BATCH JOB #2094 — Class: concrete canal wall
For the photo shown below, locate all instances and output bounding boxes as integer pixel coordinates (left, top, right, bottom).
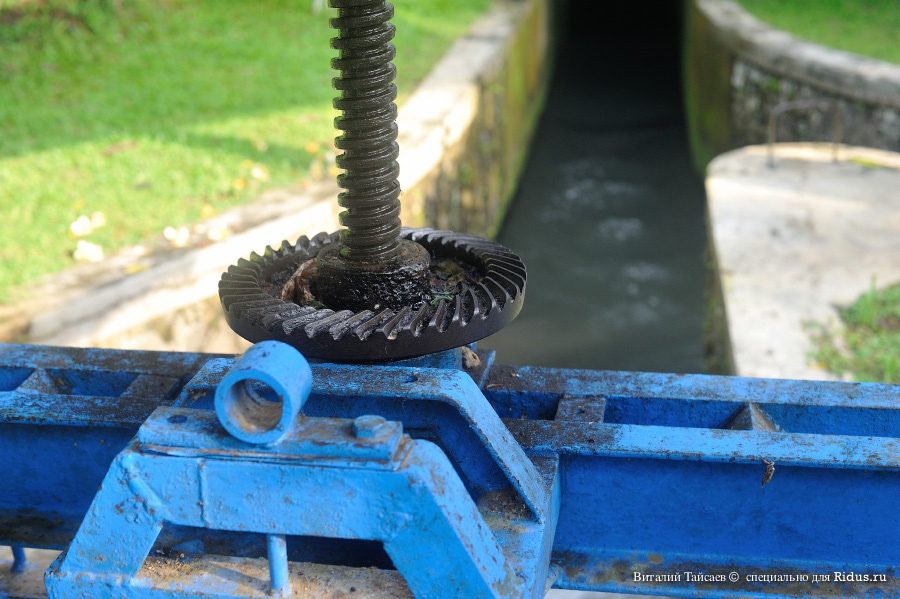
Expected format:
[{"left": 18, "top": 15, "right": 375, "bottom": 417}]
[
  {"left": 706, "top": 143, "right": 900, "bottom": 380},
  {"left": 685, "top": 0, "right": 900, "bottom": 172},
  {"left": 688, "top": 0, "right": 900, "bottom": 378},
  {"left": 5, "top": 0, "right": 553, "bottom": 353}
]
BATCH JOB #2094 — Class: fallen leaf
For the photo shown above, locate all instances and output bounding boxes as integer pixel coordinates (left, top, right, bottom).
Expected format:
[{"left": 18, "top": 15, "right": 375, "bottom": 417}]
[
  {"left": 90, "top": 211, "right": 106, "bottom": 228},
  {"left": 207, "top": 227, "right": 228, "bottom": 241},
  {"left": 125, "top": 263, "right": 149, "bottom": 275},
  {"left": 163, "top": 226, "right": 190, "bottom": 247},
  {"left": 250, "top": 164, "right": 269, "bottom": 181},
  {"left": 73, "top": 240, "right": 104, "bottom": 262},
  {"left": 69, "top": 215, "right": 93, "bottom": 237}
]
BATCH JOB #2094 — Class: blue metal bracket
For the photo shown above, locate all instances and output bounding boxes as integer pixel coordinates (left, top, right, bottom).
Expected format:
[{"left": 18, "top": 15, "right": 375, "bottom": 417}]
[
  {"left": 47, "top": 408, "right": 529, "bottom": 598},
  {"left": 2, "top": 342, "right": 900, "bottom": 598},
  {"left": 43, "top": 342, "right": 557, "bottom": 599}
]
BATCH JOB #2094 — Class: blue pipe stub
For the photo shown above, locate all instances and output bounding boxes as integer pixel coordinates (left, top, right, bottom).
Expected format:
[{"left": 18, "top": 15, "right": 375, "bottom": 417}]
[{"left": 214, "top": 340, "right": 312, "bottom": 445}]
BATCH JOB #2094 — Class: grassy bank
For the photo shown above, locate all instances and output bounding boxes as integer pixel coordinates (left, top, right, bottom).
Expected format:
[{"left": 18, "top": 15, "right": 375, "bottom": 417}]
[
  {"left": 811, "top": 281, "right": 900, "bottom": 384},
  {"left": 0, "top": 0, "right": 490, "bottom": 302},
  {"left": 734, "top": 0, "right": 900, "bottom": 64}
]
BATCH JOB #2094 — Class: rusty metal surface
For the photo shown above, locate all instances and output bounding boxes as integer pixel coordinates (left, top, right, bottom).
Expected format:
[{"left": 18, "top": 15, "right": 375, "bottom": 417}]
[
  {"left": 0, "top": 343, "right": 224, "bottom": 426},
  {"left": 0, "top": 344, "right": 225, "bottom": 552},
  {"left": 135, "top": 555, "right": 415, "bottom": 598},
  {"left": 3, "top": 344, "right": 900, "bottom": 597},
  {"left": 483, "top": 364, "right": 900, "bottom": 436},
  {"left": 46, "top": 401, "right": 541, "bottom": 599},
  {"left": 219, "top": 228, "right": 526, "bottom": 361}
]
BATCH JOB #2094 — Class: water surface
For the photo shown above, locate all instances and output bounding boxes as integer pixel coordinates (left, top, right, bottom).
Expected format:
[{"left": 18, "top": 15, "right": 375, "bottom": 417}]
[{"left": 481, "top": 0, "right": 707, "bottom": 375}]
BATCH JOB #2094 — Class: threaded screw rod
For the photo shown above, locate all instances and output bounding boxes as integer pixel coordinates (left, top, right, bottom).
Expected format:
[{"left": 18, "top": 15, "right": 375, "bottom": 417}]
[
  {"left": 330, "top": 0, "right": 402, "bottom": 263},
  {"left": 316, "top": 0, "right": 431, "bottom": 313}
]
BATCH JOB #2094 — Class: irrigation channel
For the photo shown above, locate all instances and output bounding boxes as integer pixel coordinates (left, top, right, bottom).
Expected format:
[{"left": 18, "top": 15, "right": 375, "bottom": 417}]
[{"left": 481, "top": 0, "right": 707, "bottom": 377}]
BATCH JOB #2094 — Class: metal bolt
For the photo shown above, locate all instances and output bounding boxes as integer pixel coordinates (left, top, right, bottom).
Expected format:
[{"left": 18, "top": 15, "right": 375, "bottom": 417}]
[
  {"left": 11, "top": 546, "right": 26, "bottom": 573},
  {"left": 352, "top": 414, "right": 391, "bottom": 438},
  {"left": 267, "top": 534, "right": 290, "bottom": 596},
  {"left": 315, "top": 0, "right": 431, "bottom": 313}
]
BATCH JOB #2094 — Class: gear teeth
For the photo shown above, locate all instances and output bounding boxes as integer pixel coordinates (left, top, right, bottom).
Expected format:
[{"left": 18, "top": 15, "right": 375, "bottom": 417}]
[
  {"left": 311, "top": 231, "right": 332, "bottom": 246},
  {"left": 305, "top": 310, "right": 356, "bottom": 338},
  {"left": 466, "top": 285, "right": 485, "bottom": 319},
  {"left": 283, "top": 309, "right": 335, "bottom": 336},
  {"left": 219, "top": 228, "right": 525, "bottom": 360},
  {"left": 483, "top": 279, "right": 511, "bottom": 309},
  {"left": 331, "top": 310, "right": 375, "bottom": 340},
  {"left": 229, "top": 298, "right": 282, "bottom": 320},
  {"left": 383, "top": 306, "right": 412, "bottom": 340},
  {"left": 354, "top": 308, "right": 394, "bottom": 340},
  {"left": 409, "top": 304, "right": 430, "bottom": 337},
  {"left": 219, "top": 280, "right": 259, "bottom": 292},
  {"left": 221, "top": 292, "right": 272, "bottom": 312},
  {"left": 487, "top": 270, "right": 524, "bottom": 301},
  {"left": 475, "top": 282, "right": 499, "bottom": 313},
  {"left": 429, "top": 300, "right": 449, "bottom": 333},
  {"left": 451, "top": 293, "right": 463, "bottom": 326},
  {"left": 263, "top": 305, "right": 315, "bottom": 331}
]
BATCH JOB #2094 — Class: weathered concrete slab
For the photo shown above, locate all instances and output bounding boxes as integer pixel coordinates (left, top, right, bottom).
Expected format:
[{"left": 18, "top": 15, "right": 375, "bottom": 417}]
[{"left": 707, "top": 143, "right": 900, "bottom": 380}]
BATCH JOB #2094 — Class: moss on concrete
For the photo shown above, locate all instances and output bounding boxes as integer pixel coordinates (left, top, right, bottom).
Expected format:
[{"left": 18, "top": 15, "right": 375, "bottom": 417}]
[
  {"left": 683, "top": 0, "right": 735, "bottom": 175},
  {"left": 403, "top": 0, "right": 552, "bottom": 241}
]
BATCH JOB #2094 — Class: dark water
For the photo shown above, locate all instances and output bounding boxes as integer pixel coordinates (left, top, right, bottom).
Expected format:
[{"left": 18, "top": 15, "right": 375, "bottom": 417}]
[{"left": 481, "top": 1, "right": 707, "bottom": 374}]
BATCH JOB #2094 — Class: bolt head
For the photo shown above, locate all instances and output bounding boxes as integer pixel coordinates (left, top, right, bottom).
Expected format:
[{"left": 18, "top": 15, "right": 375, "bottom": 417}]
[{"left": 352, "top": 415, "right": 390, "bottom": 439}]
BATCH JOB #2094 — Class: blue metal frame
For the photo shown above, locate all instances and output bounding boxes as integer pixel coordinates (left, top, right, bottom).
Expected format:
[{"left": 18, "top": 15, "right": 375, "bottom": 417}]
[{"left": 2, "top": 342, "right": 899, "bottom": 598}]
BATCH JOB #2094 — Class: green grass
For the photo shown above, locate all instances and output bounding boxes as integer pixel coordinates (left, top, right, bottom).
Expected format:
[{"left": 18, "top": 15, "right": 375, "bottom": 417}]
[
  {"left": 734, "top": 0, "right": 900, "bottom": 64},
  {"left": 0, "top": 0, "right": 491, "bottom": 302},
  {"left": 810, "top": 281, "right": 900, "bottom": 383}
]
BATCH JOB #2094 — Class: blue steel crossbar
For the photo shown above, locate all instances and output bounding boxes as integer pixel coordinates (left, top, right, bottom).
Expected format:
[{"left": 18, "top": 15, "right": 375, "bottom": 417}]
[{"left": 1, "top": 342, "right": 899, "bottom": 598}]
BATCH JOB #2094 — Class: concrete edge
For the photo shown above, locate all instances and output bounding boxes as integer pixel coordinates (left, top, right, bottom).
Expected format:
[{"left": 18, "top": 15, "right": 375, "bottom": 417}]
[
  {"left": 697, "top": 0, "right": 900, "bottom": 109},
  {"left": 706, "top": 142, "right": 900, "bottom": 380},
  {"left": 18, "top": 0, "right": 550, "bottom": 349},
  {"left": 396, "top": 4, "right": 518, "bottom": 194},
  {"left": 726, "top": 142, "right": 900, "bottom": 170}
]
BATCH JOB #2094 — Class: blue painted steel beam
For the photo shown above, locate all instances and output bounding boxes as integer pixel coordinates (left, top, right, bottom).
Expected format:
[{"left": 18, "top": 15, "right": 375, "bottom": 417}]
[
  {"left": 487, "top": 365, "right": 900, "bottom": 597},
  {"left": 0, "top": 344, "right": 221, "bottom": 550},
  {"left": 509, "top": 419, "right": 900, "bottom": 596},
  {"left": 481, "top": 364, "right": 900, "bottom": 436},
  {"left": 3, "top": 344, "right": 900, "bottom": 597}
]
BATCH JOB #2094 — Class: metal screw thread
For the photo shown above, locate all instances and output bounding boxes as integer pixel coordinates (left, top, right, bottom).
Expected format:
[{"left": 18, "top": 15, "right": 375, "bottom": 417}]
[{"left": 330, "top": 0, "right": 402, "bottom": 263}]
